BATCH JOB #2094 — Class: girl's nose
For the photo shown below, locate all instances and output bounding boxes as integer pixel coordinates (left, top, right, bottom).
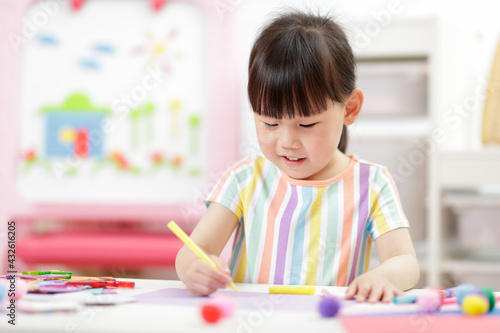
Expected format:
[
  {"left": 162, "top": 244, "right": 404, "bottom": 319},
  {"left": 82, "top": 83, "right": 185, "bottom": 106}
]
[{"left": 279, "top": 128, "right": 301, "bottom": 149}]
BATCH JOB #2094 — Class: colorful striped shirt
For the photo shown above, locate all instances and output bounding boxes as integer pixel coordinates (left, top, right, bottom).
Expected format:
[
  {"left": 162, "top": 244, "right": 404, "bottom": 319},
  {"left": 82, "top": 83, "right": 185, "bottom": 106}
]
[{"left": 205, "top": 155, "right": 409, "bottom": 286}]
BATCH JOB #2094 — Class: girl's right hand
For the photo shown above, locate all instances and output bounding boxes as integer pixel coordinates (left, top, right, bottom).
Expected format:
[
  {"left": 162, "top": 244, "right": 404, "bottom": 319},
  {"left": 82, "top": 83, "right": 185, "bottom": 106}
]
[{"left": 183, "top": 255, "right": 233, "bottom": 296}]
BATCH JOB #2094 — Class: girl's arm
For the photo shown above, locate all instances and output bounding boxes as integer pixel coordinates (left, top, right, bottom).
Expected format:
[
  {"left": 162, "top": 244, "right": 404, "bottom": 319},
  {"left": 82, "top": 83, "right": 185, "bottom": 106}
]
[
  {"left": 345, "top": 228, "right": 420, "bottom": 303},
  {"left": 175, "top": 202, "right": 239, "bottom": 296}
]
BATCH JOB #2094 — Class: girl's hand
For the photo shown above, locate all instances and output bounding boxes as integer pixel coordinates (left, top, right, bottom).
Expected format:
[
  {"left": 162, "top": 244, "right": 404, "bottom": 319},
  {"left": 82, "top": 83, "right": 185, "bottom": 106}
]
[
  {"left": 182, "top": 255, "right": 232, "bottom": 296},
  {"left": 345, "top": 270, "right": 404, "bottom": 303}
]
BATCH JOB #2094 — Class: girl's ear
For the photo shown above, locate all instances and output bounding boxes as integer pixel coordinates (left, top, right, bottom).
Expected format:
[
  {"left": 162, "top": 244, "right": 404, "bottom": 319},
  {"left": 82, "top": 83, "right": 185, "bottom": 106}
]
[{"left": 344, "top": 89, "right": 364, "bottom": 125}]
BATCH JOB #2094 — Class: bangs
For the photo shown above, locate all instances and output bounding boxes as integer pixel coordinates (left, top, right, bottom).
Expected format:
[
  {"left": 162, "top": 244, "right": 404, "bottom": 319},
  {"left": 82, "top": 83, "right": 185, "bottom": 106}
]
[{"left": 249, "top": 29, "right": 346, "bottom": 119}]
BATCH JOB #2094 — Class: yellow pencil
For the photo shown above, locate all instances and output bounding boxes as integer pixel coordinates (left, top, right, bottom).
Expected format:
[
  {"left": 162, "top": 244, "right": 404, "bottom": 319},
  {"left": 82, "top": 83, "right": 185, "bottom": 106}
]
[{"left": 167, "top": 221, "right": 239, "bottom": 293}]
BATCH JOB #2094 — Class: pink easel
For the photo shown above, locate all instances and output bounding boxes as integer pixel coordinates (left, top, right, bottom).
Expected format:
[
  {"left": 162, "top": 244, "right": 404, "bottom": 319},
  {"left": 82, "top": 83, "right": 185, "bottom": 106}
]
[{"left": 0, "top": 0, "right": 240, "bottom": 273}]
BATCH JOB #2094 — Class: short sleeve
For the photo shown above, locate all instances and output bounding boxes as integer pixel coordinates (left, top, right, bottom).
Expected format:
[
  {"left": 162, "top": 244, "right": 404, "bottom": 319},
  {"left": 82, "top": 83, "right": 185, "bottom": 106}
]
[
  {"left": 368, "top": 166, "right": 409, "bottom": 240},
  {"left": 204, "top": 157, "right": 254, "bottom": 220}
]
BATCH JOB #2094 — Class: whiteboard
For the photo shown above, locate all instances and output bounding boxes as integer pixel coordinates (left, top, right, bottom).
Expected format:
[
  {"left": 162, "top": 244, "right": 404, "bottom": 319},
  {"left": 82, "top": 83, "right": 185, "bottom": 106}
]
[{"left": 17, "top": 0, "right": 212, "bottom": 204}]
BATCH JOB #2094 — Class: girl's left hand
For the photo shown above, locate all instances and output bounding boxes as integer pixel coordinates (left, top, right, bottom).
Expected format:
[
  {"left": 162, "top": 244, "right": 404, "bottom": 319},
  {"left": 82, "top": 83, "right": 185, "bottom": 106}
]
[{"left": 345, "top": 271, "right": 403, "bottom": 303}]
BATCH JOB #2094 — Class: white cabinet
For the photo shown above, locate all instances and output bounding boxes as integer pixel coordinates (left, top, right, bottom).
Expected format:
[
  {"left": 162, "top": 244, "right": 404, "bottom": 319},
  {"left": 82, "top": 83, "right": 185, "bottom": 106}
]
[
  {"left": 428, "top": 151, "right": 500, "bottom": 286},
  {"left": 348, "top": 18, "right": 438, "bottom": 246},
  {"left": 347, "top": 17, "right": 488, "bottom": 286}
]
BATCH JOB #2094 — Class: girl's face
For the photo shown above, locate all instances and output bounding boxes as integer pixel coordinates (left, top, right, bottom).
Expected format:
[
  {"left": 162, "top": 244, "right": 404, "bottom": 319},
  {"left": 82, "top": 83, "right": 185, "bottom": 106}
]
[{"left": 254, "top": 99, "right": 347, "bottom": 181}]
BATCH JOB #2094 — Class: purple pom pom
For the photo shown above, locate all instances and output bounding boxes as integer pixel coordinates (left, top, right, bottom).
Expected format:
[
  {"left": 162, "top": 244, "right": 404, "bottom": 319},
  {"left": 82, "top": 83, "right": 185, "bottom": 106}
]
[{"left": 319, "top": 296, "right": 340, "bottom": 318}]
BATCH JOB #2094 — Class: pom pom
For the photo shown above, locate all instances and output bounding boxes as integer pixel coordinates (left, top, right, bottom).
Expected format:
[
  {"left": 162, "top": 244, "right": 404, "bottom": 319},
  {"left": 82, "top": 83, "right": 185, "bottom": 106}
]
[
  {"left": 210, "top": 296, "right": 235, "bottom": 318},
  {"left": 480, "top": 287, "right": 496, "bottom": 312},
  {"left": 462, "top": 294, "right": 489, "bottom": 316},
  {"left": 455, "top": 284, "right": 477, "bottom": 305},
  {"left": 319, "top": 296, "right": 340, "bottom": 318},
  {"left": 416, "top": 289, "right": 442, "bottom": 313},
  {"left": 200, "top": 304, "right": 222, "bottom": 324}
]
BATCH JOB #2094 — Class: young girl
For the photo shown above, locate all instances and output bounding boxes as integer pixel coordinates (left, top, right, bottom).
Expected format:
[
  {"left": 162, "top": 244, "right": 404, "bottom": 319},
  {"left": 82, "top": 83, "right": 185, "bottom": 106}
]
[{"left": 175, "top": 10, "right": 419, "bottom": 303}]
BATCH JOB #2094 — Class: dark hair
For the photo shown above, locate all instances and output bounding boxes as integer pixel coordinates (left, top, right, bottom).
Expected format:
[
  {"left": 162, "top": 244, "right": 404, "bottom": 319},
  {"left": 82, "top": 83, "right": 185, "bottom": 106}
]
[{"left": 248, "top": 10, "right": 356, "bottom": 153}]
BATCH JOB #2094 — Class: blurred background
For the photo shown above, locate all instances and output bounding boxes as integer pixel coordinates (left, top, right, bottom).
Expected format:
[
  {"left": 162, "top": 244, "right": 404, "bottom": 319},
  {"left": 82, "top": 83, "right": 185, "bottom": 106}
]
[{"left": 1, "top": 0, "right": 500, "bottom": 289}]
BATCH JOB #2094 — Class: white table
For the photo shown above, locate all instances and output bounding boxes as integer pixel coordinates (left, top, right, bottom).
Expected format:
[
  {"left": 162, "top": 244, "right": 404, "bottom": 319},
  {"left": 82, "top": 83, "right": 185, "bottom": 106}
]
[{"left": 0, "top": 279, "right": 351, "bottom": 333}]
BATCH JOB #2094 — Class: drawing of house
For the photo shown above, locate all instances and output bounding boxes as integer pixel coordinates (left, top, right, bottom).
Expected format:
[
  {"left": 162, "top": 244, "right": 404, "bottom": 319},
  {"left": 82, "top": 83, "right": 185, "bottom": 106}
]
[{"left": 40, "top": 93, "right": 110, "bottom": 158}]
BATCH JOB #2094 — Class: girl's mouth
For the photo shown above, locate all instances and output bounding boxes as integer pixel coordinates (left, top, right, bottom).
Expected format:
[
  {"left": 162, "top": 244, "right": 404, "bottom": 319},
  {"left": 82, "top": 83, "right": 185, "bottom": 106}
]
[{"left": 282, "top": 156, "right": 306, "bottom": 167}]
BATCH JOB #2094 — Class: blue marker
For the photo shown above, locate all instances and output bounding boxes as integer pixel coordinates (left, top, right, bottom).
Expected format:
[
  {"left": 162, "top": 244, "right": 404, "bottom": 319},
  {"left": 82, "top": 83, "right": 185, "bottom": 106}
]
[
  {"left": 393, "top": 294, "right": 418, "bottom": 304},
  {"left": 0, "top": 282, "right": 6, "bottom": 302}
]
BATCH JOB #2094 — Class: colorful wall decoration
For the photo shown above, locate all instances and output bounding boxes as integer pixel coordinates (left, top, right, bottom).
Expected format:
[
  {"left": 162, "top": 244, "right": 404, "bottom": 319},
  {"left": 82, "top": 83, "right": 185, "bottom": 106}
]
[{"left": 17, "top": 0, "right": 216, "bottom": 204}]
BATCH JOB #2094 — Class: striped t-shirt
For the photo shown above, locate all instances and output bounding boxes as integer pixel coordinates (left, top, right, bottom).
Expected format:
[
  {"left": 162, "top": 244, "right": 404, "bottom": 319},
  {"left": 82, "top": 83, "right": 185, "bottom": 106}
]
[{"left": 206, "top": 155, "right": 409, "bottom": 286}]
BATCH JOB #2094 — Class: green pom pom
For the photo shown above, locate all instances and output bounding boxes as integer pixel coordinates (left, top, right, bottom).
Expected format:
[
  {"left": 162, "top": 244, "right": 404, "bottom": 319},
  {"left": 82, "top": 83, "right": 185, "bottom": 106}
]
[{"left": 480, "top": 287, "right": 496, "bottom": 312}]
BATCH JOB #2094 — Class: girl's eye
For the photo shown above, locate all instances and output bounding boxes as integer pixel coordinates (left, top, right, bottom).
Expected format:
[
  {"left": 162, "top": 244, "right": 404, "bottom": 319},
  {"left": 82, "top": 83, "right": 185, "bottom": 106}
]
[
  {"left": 300, "top": 123, "right": 317, "bottom": 128},
  {"left": 264, "top": 123, "right": 278, "bottom": 128}
]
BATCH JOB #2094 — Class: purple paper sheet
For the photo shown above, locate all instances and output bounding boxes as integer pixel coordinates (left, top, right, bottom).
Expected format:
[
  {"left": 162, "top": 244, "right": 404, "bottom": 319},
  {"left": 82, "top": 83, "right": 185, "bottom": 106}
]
[
  {"left": 135, "top": 288, "right": 352, "bottom": 312},
  {"left": 136, "top": 288, "right": 500, "bottom": 317},
  {"left": 101, "top": 288, "right": 118, "bottom": 294}
]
